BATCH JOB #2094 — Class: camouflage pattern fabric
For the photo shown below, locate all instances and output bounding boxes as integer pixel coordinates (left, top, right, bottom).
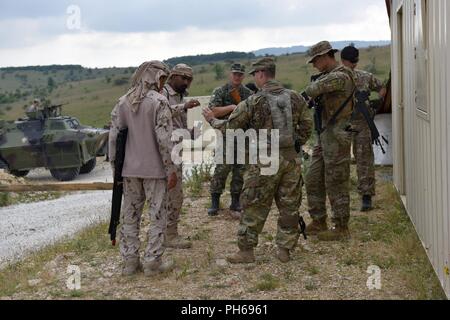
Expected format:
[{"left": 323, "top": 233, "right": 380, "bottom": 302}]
[
  {"left": 225, "top": 80, "right": 313, "bottom": 250},
  {"left": 304, "top": 64, "right": 355, "bottom": 226},
  {"left": 208, "top": 82, "right": 252, "bottom": 195},
  {"left": 167, "top": 164, "right": 183, "bottom": 234},
  {"left": 351, "top": 69, "right": 383, "bottom": 196},
  {"left": 304, "top": 65, "right": 356, "bottom": 124},
  {"left": 119, "top": 177, "right": 168, "bottom": 264},
  {"left": 208, "top": 83, "right": 253, "bottom": 119},
  {"left": 305, "top": 121, "right": 352, "bottom": 225},
  {"left": 238, "top": 157, "right": 303, "bottom": 250},
  {"left": 209, "top": 142, "right": 245, "bottom": 195},
  {"left": 0, "top": 106, "right": 108, "bottom": 175}
]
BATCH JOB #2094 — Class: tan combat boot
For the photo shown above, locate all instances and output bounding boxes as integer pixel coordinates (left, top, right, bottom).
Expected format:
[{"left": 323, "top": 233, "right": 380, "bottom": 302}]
[
  {"left": 276, "top": 248, "right": 290, "bottom": 263},
  {"left": 305, "top": 217, "right": 328, "bottom": 235},
  {"left": 143, "top": 260, "right": 175, "bottom": 277},
  {"left": 226, "top": 249, "right": 255, "bottom": 264},
  {"left": 165, "top": 232, "right": 192, "bottom": 249},
  {"left": 121, "top": 257, "right": 141, "bottom": 276},
  {"left": 317, "top": 224, "right": 351, "bottom": 241}
]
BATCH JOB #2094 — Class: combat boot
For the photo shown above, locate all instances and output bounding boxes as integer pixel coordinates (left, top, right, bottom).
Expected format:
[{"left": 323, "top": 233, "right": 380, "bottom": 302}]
[
  {"left": 226, "top": 249, "right": 255, "bottom": 264},
  {"left": 317, "top": 224, "right": 351, "bottom": 241},
  {"left": 208, "top": 193, "right": 221, "bottom": 216},
  {"left": 143, "top": 260, "right": 174, "bottom": 277},
  {"left": 361, "top": 195, "right": 373, "bottom": 212},
  {"left": 276, "top": 248, "right": 290, "bottom": 263},
  {"left": 305, "top": 217, "right": 328, "bottom": 235},
  {"left": 121, "top": 257, "right": 141, "bottom": 276},
  {"left": 229, "top": 193, "right": 242, "bottom": 212},
  {"left": 165, "top": 232, "right": 192, "bottom": 249}
]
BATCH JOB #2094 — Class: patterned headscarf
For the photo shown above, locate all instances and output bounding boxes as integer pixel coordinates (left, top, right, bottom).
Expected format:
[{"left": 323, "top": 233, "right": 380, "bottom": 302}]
[
  {"left": 125, "top": 60, "right": 170, "bottom": 112},
  {"left": 168, "top": 63, "right": 194, "bottom": 80}
]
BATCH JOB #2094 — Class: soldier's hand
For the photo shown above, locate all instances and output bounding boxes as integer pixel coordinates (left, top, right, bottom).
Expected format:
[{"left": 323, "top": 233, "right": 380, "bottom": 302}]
[
  {"left": 168, "top": 172, "right": 178, "bottom": 190},
  {"left": 202, "top": 108, "right": 215, "bottom": 123},
  {"left": 184, "top": 99, "right": 201, "bottom": 110}
]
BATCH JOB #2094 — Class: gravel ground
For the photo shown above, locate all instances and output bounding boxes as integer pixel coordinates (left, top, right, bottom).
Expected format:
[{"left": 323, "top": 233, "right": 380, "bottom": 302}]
[
  {"left": 0, "top": 158, "right": 114, "bottom": 269},
  {"left": 0, "top": 190, "right": 111, "bottom": 269},
  {"left": 26, "top": 158, "right": 113, "bottom": 184}
]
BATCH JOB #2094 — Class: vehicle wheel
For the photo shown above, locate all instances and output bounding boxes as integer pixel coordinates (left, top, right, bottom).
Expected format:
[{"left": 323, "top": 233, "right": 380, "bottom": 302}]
[
  {"left": 9, "top": 170, "right": 30, "bottom": 177},
  {"left": 80, "top": 157, "right": 96, "bottom": 174},
  {"left": 50, "top": 167, "right": 80, "bottom": 181}
]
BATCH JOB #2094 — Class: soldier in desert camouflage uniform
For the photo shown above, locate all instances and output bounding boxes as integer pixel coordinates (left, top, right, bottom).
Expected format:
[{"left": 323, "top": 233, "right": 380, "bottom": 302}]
[
  {"left": 162, "top": 64, "right": 201, "bottom": 249},
  {"left": 340, "top": 46, "right": 386, "bottom": 211},
  {"left": 207, "top": 64, "right": 253, "bottom": 217},
  {"left": 203, "top": 58, "right": 312, "bottom": 263},
  {"left": 109, "top": 61, "right": 178, "bottom": 276},
  {"left": 302, "top": 41, "right": 356, "bottom": 241}
]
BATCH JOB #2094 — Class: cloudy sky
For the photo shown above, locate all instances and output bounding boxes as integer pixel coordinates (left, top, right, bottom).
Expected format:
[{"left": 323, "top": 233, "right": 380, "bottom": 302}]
[{"left": 0, "top": 0, "right": 391, "bottom": 68}]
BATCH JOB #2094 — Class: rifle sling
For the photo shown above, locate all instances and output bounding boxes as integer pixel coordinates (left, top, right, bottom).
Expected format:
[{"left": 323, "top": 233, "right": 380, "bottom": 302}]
[{"left": 319, "top": 88, "right": 355, "bottom": 133}]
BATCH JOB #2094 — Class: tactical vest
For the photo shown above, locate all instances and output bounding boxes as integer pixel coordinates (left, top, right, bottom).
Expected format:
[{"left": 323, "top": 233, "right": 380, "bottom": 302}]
[{"left": 262, "top": 90, "right": 297, "bottom": 160}]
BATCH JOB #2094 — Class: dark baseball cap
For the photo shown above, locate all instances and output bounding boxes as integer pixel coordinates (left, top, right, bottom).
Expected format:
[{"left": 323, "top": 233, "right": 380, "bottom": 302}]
[{"left": 341, "top": 46, "right": 359, "bottom": 63}]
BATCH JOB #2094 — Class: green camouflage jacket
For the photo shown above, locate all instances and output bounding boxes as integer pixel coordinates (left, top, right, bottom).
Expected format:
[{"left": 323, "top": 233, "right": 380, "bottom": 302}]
[
  {"left": 353, "top": 69, "right": 384, "bottom": 122},
  {"left": 213, "top": 80, "right": 312, "bottom": 151},
  {"left": 208, "top": 83, "right": 253, "bottom": 119},
  {"left": 305, "top": 65, "right": 356, "bottom": 125}
]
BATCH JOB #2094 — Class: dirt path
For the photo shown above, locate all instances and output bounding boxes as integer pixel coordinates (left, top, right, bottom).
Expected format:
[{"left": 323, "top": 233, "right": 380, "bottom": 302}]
[
  {"left": 0, "top": 167, "right": 446, "bottom": 300},
  {"left": 0, "top": 191, "right": 111, "bottom": 269}
]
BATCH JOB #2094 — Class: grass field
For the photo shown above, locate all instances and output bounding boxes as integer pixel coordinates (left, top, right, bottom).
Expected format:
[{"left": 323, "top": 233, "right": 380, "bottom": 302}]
[
  {"left": 0, "top": 46, "right": 391, "bottom": 128},
  {"left": 0, "top": 166, "right": 446, "bottom": 300}
]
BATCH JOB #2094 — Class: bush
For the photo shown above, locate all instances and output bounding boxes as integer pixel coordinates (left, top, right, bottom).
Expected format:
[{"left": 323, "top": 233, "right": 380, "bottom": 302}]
[
  {"left": 183, "top": 163, "right": 213, "bottom": 197},
  {"left": 113, "top": 78, "right": 129, "bottom": 86}
]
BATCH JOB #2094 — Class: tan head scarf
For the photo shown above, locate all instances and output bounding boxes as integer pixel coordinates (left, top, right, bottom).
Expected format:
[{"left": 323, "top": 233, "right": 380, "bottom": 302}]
[
  {"left": 168, "top": 63, "right": 194, "bottom": 80},
  {"left": 125, "top": 60, "right": 170, "bottom": 112}
]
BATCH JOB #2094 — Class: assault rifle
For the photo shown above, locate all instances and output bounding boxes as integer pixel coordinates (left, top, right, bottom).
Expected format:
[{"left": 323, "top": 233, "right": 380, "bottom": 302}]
[
  {"left": 354, "top": 91, "right": 389, "bottom": 154},
  {"left": 108, "top": 128, "right": 128, "bottom": 246}
]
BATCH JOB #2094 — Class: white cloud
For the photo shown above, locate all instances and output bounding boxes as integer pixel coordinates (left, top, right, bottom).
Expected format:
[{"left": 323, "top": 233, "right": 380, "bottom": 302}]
[{"left": 0, "top": 0, "right": 391, "bottom": 67}]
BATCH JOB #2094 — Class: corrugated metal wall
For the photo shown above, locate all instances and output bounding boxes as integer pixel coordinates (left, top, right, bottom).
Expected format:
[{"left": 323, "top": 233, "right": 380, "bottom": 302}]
[{"left": 391, "top": 0, "right": 450, "bottom": 298}]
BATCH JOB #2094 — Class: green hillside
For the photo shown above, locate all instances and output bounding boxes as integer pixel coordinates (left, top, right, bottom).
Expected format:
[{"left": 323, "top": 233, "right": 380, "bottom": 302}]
[{"left": 0, "top": 46, "right": 390, "bottom": 128}]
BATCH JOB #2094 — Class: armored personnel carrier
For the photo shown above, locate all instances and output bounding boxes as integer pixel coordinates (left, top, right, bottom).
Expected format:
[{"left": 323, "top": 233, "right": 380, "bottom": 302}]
[{"left": 0, "top": 105, "right": 109, "bottom": 181}]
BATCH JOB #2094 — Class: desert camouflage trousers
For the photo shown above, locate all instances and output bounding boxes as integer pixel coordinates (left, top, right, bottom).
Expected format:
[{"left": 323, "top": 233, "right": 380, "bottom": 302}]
[
  {"left": 305, "top": 121, "right": 352, "bottom": 226},
  {"left": 209, "top": 138, "right": 244, "bottom": 195},
  {"left": 119, "top": 177, "right": 168, "bottom": 264},
  {"left": 167, "top": 164, "right": 183, "bottom": 235},
  {"left": 237, "top": 156, "right": 303, "bottom": 251},
  {"left": 352, "top": 119, "right": 376, "bottom": 196}
]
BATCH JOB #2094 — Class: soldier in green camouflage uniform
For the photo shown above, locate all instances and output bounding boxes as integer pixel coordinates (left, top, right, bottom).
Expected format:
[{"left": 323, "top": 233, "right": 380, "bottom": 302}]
[
  {"left": 203, "top": 58, "right": 312, "bottom": 263},
  {"left": 207, "top": 64, "right": 253, "bottom": 216},
  {"left": 341, "top": 46, "right": 386, "bottom": 211},
  {"left": 303, "top": 41, "right": 356, "bottom": 241}
]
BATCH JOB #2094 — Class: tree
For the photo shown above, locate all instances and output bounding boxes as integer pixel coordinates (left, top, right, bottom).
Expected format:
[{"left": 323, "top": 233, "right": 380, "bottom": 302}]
[
  {"left": 47, "top": 77, "right": 56, "bottom": 89},
  {"left": 214, "top": 64, "right": 225, "bottom": 80}
]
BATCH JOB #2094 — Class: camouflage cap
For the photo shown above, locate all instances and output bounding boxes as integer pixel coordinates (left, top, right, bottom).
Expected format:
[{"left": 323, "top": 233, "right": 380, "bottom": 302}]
[
  {"left": 248, "top": 57, "right": 276, "bottom": 75},
  {"left": 230, "top": 63, "right": 246, "bottom": 74},
  {"left": 306, "top": 41, "right": 338, "bottom": 64},
  {"left": 169, "top": 63, "right": 194, "bottom": 79}
]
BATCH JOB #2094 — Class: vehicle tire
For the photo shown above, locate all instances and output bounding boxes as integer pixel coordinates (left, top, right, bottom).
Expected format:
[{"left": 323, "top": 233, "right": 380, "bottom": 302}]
[
  {"left": 9, "top": 170, "right": 30, "bottom": 177},
  {"left": 50, "top": 167, "right": 80, "bottom": 181},
  {"left": 80, "top": 157, "right": 96, "bottom": 174}
]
